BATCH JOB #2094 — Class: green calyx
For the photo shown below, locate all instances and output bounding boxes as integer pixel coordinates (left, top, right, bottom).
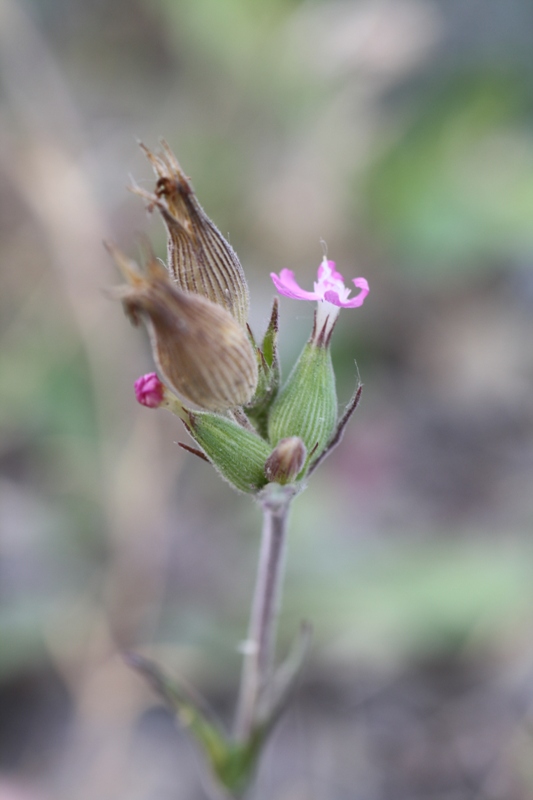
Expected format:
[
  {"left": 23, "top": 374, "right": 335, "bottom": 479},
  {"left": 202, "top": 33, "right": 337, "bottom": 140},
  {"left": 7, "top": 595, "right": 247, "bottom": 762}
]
[
  {"left": 187, "top": 411, "right": 272, "bottom": 494},
  {"left": 267, "top": 340, "right": 337, "bottom": 462}
]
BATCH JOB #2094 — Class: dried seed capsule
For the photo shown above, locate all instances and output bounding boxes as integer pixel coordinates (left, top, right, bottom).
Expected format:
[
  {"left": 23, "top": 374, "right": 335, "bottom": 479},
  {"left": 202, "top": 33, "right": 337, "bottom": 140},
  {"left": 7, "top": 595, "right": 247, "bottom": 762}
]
[
  {"left": 132, "top": 141, "right": 250, "bottom": 328},
  {"left": 108, "top": 244, "right": 257, "bottom": 412}
]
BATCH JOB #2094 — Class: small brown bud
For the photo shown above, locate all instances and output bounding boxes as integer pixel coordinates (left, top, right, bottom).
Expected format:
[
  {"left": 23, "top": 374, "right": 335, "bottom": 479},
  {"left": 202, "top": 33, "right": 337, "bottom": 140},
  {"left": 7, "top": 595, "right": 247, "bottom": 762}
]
[
  {"left": 131, "top": 141, "right": 250, "bottom": 328},
  {"left": 264, "top": 436, "right": 307, "bottom": 485},
  {"left": 107, "top": 243, "right": 258, "bottom": 412}
]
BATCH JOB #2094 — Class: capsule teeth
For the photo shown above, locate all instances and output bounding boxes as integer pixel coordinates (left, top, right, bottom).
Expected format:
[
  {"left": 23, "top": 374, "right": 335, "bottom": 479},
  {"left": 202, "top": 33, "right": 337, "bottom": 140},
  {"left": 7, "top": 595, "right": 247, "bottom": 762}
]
[{"left": 134, "top": 142, "right": 250, "bottom": 328}]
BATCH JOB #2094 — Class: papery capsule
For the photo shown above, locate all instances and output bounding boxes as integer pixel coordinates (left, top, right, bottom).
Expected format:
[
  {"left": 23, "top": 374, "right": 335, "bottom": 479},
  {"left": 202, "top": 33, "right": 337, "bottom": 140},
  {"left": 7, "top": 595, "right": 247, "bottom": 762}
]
[
  {"left": 132, "top": 141, "right": 250, "bottom": 327},
  {"left": 108, "top": 244, "right": 257, "bottom": 412}
]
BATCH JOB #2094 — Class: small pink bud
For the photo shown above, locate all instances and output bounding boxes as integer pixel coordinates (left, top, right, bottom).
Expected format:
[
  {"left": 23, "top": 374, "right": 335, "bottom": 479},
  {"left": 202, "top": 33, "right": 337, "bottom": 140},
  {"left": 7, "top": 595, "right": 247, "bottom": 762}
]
[{"left": 134, "top": 372, "right": 165, "bottom": 408}]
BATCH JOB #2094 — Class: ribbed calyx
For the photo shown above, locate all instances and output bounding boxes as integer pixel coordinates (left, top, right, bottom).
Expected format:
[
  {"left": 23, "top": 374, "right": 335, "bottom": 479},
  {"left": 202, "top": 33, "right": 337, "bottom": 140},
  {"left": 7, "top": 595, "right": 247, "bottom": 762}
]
[
  {"left": 108, "top": 244, "right": 257, "bottom": 412},
  {"left": 133, "top": 141, "right": 250, "bottom": 328},
  {"left": 268, "top": 337, "right": 337, "bottom": 460},
  {"left": 186, "top": 411, "right": 272, "bottom": 494}
]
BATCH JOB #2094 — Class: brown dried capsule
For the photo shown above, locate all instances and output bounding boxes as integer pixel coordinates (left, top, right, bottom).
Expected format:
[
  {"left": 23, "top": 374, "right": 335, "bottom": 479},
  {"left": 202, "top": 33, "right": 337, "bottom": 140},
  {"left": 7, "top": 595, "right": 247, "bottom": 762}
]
[
  {"left": 107, "top": 243, "right": 257, "bottom": 412},
  {"left": 131, "top": 141, "right": 250, "bottom": 328}
]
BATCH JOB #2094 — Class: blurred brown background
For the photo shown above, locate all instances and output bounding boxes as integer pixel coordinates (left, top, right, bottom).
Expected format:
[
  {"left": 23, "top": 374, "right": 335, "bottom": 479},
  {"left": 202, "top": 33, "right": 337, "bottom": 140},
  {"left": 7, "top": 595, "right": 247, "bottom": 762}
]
[{"left": 1, "top": 0, "right": 533, "bottom": 798}]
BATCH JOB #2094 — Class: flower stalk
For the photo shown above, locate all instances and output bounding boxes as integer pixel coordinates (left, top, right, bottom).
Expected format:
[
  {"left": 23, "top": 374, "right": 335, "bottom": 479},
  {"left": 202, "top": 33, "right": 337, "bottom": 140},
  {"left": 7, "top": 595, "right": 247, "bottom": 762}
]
[{"left": 235, "top": 483, "right": 296, "bottom": 742}]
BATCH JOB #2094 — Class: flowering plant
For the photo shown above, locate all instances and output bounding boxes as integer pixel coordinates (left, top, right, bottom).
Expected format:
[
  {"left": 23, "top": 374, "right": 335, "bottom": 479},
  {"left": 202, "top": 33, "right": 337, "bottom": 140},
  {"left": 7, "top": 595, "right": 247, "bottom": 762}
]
[{"left": 109, "top": 142, "right": 368, "bottom": 798}]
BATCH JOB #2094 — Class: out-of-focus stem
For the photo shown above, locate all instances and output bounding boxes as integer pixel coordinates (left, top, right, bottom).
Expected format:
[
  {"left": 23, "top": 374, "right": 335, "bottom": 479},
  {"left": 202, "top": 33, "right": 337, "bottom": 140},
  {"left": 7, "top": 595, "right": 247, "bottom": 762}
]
[{"left": 235, "top": 484, "right": 294, "bottom": 741}]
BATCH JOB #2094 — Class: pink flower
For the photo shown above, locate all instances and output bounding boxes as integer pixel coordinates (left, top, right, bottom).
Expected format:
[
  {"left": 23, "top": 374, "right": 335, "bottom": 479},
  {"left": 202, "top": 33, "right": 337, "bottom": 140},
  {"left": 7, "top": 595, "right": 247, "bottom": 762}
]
[
  {"left": 134, "top": 372, "right": 165, "bottom": 408},
  {"left": 271, "top": 258, "right": 369, "bottom": 307},
  {"left": 271, "top": 257, "right": 369, "bottom": 337}
]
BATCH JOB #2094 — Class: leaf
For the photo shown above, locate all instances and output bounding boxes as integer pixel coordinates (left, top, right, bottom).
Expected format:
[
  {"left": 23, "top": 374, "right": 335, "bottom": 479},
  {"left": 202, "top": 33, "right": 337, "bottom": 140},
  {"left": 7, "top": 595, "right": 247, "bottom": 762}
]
[
  {"left": 246, "top": 297, "right": 281, "bottom": 437},
  {"left": 126, "top": 653, "right": 263, "bottom": 798},
  {"left": 125, "top": 653, "right": 229, "bottom": 768}
]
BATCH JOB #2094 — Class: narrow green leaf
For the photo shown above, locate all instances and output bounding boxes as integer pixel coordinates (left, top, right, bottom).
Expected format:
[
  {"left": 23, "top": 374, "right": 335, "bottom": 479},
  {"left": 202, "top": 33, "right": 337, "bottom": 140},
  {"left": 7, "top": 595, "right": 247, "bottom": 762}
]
[
  {"left": 261, "top": 296, "right": 280, "bottom": 373},
  {"left": 125, "top": 653, "right": 228, "bottom": 768},
  {"left": 246, "top": 298, "right": 281, "bottom": 438},
  {"left": 126, "top": 653, "right": 264, "bottom": 798}
]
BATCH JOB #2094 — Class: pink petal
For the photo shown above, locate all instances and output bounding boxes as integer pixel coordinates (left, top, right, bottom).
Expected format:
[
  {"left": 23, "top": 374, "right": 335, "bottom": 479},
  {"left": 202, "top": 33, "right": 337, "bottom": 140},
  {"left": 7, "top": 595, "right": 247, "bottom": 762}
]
[
  {"left": 270, "top": 269, "right": 319, "bottom": 301},
  {"left": 340, "top": 277, "right": 370, "bottom": 308},
  {"left": 135, "top": 372, "right": 165, "bottom": 408},
  {"left": 323, "top": 289, "right": 344, "bottom": 306},
  {"left": 317, "top": 259, "right": 344, "bottom": 283}
]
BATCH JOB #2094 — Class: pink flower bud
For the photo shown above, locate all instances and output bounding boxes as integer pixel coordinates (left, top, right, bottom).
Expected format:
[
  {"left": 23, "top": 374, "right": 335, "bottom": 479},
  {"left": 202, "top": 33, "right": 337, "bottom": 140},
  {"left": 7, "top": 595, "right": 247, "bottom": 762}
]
[{"left": 134, "top": 372, "right": 165, "bottom": 408}]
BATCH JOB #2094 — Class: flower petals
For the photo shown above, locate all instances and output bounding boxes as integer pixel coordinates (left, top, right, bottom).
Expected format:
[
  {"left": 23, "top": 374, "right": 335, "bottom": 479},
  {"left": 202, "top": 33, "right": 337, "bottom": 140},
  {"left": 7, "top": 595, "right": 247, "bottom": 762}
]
[
  {"left": 341, "top": 277, "right": 370, "bottom": 308},
  {"left": 270, "top": 269, "right": 318, "bottom": 301},
  {"left": 323, "top": 289, "right": 343, "bottom": 306},
  {"left": 271, "top": 259, "right": 369, "bottom": 310},
  {"left": 135, "top": 372, "right": 165, "bottom": 407},
  {"left": 317, "top": 259, "right": 344, "bottom": 283}
]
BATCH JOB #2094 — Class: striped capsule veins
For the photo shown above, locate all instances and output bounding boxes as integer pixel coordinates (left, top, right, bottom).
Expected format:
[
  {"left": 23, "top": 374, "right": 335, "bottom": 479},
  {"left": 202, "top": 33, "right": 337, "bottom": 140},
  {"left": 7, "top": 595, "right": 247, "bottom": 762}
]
[{"left": 132, "top": 141, "right": 250, "bottom": 328}]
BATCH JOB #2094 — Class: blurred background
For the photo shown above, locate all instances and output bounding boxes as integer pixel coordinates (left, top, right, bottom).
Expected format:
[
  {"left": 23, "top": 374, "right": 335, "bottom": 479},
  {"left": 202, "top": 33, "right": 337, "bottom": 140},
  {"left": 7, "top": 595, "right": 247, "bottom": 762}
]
[{"left": 1, "top": 0, "right": 533, "bottom": 798}]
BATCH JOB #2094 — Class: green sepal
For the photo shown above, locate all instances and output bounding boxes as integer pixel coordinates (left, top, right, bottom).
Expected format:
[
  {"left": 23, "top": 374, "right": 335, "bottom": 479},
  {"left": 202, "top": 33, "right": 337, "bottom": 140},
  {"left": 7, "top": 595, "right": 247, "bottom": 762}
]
[
  {"left": 126, "top": 653, "right": 262, "bottom": 799},
  {"left": 245, "top": 298, "right": 281, "bottom": 438},
  {"left": 187, "top": 410, "right": 272, "bottom": 494},
  {"left": 268, "top": 340, "right": 337, "bottom": 464},
  {"left": 260, "top": 296, "right": 280, "bottom": 373}
]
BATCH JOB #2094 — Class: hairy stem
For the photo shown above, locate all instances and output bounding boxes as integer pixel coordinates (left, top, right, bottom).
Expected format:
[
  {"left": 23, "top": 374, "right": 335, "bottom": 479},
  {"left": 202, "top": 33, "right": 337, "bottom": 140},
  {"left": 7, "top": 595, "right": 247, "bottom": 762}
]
[{"left": 235, "top": 484, "right": 295, "bottom": 741}]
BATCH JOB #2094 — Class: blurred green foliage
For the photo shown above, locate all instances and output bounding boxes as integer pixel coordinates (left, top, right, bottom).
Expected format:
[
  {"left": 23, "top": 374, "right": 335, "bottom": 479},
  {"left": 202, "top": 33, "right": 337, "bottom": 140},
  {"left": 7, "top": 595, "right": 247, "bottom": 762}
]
[{"left": 364, "top": 72, "right": 533, "bottom": 275}]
